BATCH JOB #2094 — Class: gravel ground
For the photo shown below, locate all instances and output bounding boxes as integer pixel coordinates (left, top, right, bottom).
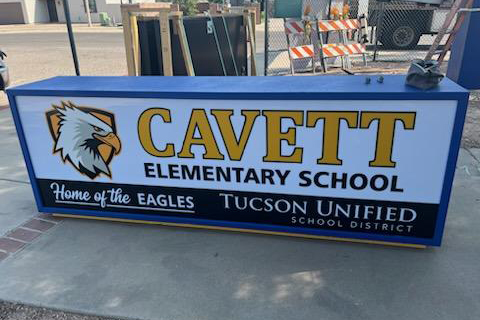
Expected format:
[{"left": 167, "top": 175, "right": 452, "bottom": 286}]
[
  {"left": 463, "top": 91, "right": 480, "bottom": 148},
  {"left": 0, "top": 301, "right": 131, "bottom": 320}
]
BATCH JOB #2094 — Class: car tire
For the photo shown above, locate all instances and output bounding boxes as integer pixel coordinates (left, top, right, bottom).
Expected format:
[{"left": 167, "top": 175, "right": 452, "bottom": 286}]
[{"left": 380, "top": 23, "right": 421, "bottom": 50}]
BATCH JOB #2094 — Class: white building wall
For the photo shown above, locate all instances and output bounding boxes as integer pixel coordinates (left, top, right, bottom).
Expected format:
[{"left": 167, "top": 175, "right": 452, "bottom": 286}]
[
  {"left": 55, "top": 0, "right": 154, "bottom": 24},
  {"left": 23, "top": 0, "right": 50, "bottom": 23},
  {"left": 0, "top": 0, "right": 49, "bottom": 23},
  {"left": 0, "top": 0, "right": 28, "bottom": 23},
  {"left": 55, "top": 0, "right": 66, "bottom": 22}
]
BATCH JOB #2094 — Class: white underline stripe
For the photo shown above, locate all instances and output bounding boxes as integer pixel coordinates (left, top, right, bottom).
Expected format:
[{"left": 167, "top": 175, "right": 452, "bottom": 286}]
[
  {"left": 54, "top": 200, "right": 195, "bottom": 213},
  {"left": 106, "top": 204, "right": 195, "bottom": 213},
  {"left": 55, "top": 200, "right": 100, "bottom": 206}
]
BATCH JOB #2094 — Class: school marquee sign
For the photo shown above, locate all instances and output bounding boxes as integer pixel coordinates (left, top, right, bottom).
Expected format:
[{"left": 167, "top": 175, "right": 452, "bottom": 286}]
[{"left": 7, "top": 76, "right": 469, "bottom": 246}]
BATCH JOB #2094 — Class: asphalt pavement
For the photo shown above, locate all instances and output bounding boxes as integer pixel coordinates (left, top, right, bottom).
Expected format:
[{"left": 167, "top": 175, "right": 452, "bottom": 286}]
[
  {"left": 0, "top": 31, "right": 126, "bottom": 83},
  {"left": 0, "top": 30, "right": 126, "bottom": 106}
]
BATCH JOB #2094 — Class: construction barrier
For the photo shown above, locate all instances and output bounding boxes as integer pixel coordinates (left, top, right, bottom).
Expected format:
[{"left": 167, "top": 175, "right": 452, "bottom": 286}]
[
  {"left": 317, "top": 19, "right": 360, "bottom": 31},
  {"left": 321, "top": 43, "right": 367, "bottom": 58},
  {"left": 284, "top": 19, "right": 315, "bottom": 74},
  {"left": 317, "top": 18, "right": 368, "bottom": 71},
  {"left": 283, "top": 17, "right": 368, "bottom": 73},
  {"left": 284, "top": 20, "right": 305, "bottom": 34},
  {"left": 288, "top": 44, "right": 315, "bottom": 59}
]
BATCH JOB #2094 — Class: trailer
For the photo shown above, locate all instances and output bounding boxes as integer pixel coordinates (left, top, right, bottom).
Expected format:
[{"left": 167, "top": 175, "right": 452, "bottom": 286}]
[{"left": 352, "top": 0, "right": 454, "bottom": 49}]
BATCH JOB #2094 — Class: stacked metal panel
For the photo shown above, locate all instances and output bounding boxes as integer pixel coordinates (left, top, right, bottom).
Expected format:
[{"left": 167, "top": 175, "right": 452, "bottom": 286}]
[{"left": 137, "top": 14, "right": 247, "bottom": 76}]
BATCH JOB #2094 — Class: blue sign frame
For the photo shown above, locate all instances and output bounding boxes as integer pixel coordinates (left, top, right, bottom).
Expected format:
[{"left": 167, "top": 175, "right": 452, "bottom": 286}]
[{"left": 7, "top": 75, "right": 469, "bottom": 246}]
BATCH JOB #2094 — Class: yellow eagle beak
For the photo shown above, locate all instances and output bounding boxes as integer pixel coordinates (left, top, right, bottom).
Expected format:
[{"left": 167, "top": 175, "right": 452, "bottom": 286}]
[{"left": 93, "top": 132, "right": 121, "bottom": 154}]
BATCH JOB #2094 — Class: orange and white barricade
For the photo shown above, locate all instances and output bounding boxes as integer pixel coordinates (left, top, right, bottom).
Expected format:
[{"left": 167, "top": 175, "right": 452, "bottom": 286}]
[
  {"left": 317, "top": 19, "right": 360, "bottom": 32},
  {"left": 284, "top": 19, "right": 316, "bottom": 75},
  {"left": 321, "top": 43, "right": 367, "bottom": 58},
  {"left": 284, "top": 20, "right": 306, "bottom": 35},
  {"left": 316, "top": 18, "right": 368, "bottom": 72},
  {"left": 288, "top": 44, "right": 315, "bottom": 74},
  {"left": 289, "top": 45, "right": 315, "bottom": 60}
]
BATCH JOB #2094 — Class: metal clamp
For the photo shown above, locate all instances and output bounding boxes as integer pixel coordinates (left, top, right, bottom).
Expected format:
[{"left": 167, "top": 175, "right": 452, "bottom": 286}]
[{"left": 206, "top": 20, "right": 214, "bottom": 34}]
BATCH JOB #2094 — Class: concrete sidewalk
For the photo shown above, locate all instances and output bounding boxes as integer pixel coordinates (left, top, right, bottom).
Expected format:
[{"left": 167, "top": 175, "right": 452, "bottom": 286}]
[
  {"left": 0, "top": 110, "right": 34, "bottom": 236},
  {"left": 0, "top": 106, "right": 480, "bottom": 320}
]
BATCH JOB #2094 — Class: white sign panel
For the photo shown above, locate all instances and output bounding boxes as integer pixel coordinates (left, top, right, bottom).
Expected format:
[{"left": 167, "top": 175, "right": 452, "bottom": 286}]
[{"left": 8, "top": 76, "right": 468, "bottom": 246}]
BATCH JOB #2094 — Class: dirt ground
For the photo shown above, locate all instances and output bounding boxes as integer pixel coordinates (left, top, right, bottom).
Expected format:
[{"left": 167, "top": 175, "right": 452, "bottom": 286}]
[{"left": 462, "top": 91, "right": 480, "bottom": 148}]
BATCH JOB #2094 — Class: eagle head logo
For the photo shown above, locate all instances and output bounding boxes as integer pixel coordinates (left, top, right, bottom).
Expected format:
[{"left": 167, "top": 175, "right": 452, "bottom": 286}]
[{"left": 46, "top": 101, "right": 121, "bottom": 179}]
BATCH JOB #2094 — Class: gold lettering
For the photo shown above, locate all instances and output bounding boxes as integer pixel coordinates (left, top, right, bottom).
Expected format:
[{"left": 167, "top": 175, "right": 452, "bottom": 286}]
[
  {"left": 307, "top": 111, "right": 358, "bottom": 165},
  {"left": 360, "top": 112, "right": 416, "bottom": 167},
  {"left": 138, "top": 108, "right": 175, "bottom": 157},
  {"left": 178, "top": 109, "right": 224, "bottom": 159},
  {"left": 211, "top": 110, "right": 260, "bottom": 161},
  {"left": 263, "top": 111, "right": 303, "bottom": 163}
]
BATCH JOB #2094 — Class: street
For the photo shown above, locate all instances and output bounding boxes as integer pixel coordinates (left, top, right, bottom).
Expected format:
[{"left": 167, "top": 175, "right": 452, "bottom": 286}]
[
  {"left": 0, "top": 28, "right": 126, "bottom": 106},
  {"left": 0, "top": 31, "right": 125, "bottom": 80}
]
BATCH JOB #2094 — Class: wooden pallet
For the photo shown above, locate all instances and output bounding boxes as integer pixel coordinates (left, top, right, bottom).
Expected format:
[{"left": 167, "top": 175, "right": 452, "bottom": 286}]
[
  {"left": 244, "top": 8, "right": 258, "bottom": 76},
  {"left": 120, "top": 3, "right": 194, "bottom": 76}
]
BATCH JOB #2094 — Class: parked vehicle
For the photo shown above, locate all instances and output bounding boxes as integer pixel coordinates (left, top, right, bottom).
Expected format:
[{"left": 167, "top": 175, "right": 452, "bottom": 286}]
[
  {"left": 351, "top": 0, "right": 454, "bottom": 50},
  {"left": 0, "top": 50, "right": 9, "bottom": 91}
]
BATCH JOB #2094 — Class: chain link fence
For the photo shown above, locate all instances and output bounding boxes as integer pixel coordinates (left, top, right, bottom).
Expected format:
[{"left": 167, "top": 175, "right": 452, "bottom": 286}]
[{"left": 265, "top": 0, "right": 455, "bottom": 75}]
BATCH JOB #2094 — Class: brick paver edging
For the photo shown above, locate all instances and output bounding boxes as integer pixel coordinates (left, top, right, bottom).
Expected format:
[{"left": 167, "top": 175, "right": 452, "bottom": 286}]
[{"left": 0, "top": 214, "right": 62, "bottom": 262}]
